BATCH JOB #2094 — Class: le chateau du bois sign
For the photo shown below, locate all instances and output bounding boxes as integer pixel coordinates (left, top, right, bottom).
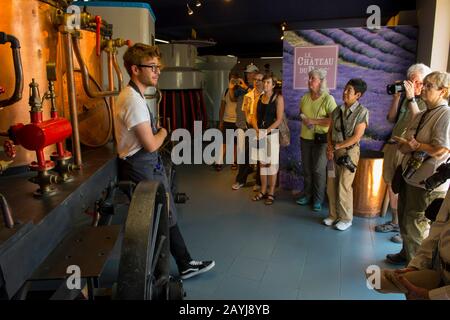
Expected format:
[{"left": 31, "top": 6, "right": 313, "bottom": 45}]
[{"left": 293, "top": 45, "right": 339, "bottom": 90}]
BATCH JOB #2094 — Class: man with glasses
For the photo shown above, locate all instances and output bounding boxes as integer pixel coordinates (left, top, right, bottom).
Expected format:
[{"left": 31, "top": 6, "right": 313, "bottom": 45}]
[
  {"left": 377, "top": 64, "right": 432, "bottom": 255},
  {"left": 232, "top": 68, "right": 264, "bottom": 190},
  {"left": 115, "top": 43, "right": 215, "bottom": 280}
]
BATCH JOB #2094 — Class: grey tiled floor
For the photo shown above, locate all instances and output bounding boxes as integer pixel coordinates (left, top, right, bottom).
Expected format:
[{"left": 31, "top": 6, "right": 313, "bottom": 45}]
[{"left": 173, "top": 164, "right": 405, "bottom": 300}]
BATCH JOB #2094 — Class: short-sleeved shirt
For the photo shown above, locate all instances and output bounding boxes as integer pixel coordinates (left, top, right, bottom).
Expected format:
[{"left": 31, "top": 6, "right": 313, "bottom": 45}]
[
  {"left": 221, "top": 89, "right": 237, "bottom": 123},
  {"left": 115, "top": 86, "right": 152, "bottom": 159},
  {"left": 241, "top": 88, "right": 263, "bottom": 125},
  {"left": 300, "top": 92, "right": 337, "bottom": 140},
  {"left": 391, "top": 96, "right": 427, "bottom": 138},
  {"left": 401, "top": 104, "right": 450, "bottom": 192},
  {"left": 331, "top": 101, "right": 369, "bottom": 144}
]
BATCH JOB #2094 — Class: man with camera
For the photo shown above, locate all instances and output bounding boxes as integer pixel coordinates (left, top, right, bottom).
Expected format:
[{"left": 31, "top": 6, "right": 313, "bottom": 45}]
[
  {"left": 324, "top": 78, "right": 369, "bottom": 231},
  {"left": 377, "top": 64, "right": 432, "bottom": 246},
  {"left": 232, "top": 65, "right": 264, "bottom": 190}
]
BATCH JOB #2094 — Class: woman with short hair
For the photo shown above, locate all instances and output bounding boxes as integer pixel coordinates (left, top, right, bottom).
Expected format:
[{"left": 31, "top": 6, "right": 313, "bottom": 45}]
[{"left": 296, "top": 68, "right": 337, "bottom": 211}]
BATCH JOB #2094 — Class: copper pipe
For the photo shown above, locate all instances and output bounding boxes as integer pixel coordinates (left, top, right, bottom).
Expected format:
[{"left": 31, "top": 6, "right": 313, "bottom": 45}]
[
  {"left": 72, "top": 34, "right": 119, "bottom": 98},
  {"left": 107, "top": 51, "right": 116, "bottom": 144},
  {"left": 112, "top": 52, "right": 123, "bottom": 91},
  {"left": 0, "top": 193, "right": 14, "bottom": 229},
  {"left": 63, "top": 32, "right": 82, "bottom": 166}
]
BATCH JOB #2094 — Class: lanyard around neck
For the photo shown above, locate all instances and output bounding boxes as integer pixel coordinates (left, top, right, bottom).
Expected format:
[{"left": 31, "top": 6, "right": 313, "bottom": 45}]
[{"left": 129, "top": 80, "right": 144, "bottom": 99}]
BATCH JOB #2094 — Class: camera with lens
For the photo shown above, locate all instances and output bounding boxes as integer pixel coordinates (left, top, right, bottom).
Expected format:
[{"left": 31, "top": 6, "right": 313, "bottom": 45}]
[
  {"left": 403, "top": 151, "right": 429, "bottom": 179},
  {"left": 386, "top": 82, "right": 405, "bottom": 95},
  {"left": 421, "top": 161, "right": 450, "bottom": 190},
  {"left": 336, "top": 154, "right": 357, "bottom": 173}
]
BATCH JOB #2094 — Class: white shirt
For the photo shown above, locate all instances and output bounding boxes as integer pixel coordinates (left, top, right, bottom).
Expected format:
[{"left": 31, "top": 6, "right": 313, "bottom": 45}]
[
  {"left": 222, "top": 89, "right": 237, "bottom": 123},
  {"left": 115, "top": 86, "right": 151, "bottom": 159}
]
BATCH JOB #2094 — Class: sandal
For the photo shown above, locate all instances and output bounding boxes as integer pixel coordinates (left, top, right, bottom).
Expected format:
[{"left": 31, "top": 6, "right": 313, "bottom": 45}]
[
  {"left": 375, "top": 221, "right": 399, "bottom": 233},
  {"left": 265, "top": 194, "right": 275, "bottom": 205},
  {"left": 252, "top": 192, "right": 266, "bottom": 201}
]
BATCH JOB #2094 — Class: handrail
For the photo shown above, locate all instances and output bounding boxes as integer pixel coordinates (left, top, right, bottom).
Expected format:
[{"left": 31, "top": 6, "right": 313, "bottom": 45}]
[{"left": 0, "top": 32, "right": 24, "bottom": 109}]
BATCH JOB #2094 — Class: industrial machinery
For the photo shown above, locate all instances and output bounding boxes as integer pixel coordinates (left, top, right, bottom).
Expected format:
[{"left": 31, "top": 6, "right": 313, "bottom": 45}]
[
  {"left": 158, "top": 43, "right": 208, "bottom": 132},
  {"left": 8, "top": 77, "right": 73, "bottom": 196},
  {"left": 0, "top": 0, "right": 185, "bottom": 300},
  {"left": 196, "top": 55, "right": 238, "bottom": 127}
]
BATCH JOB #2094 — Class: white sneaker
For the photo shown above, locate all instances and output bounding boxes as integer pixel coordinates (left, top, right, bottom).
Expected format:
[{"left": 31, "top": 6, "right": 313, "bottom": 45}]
[
  {"left": 232, "top": 182, "right": 244, "bottom": 190},
  {"left": 323, "top": 217, "right": 336, "bottom": 226},
  {"left": 335, "top": 221, "right": 352, "bottom": 231}
]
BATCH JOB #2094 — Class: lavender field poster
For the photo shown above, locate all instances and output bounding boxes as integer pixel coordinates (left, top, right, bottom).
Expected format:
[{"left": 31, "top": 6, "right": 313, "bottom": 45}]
[{"left": 280, "top": 26, "right": 418, "bottom": 191}]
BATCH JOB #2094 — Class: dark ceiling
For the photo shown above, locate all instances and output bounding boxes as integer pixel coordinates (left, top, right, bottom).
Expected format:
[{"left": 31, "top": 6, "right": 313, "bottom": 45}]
[{"left": 96, "top": 0, "right": 417, "bottom": 57}]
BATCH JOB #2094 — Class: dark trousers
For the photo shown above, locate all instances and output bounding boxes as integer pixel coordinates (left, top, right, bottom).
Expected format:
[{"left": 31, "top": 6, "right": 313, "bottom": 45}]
[
  {"left": 300, "top": 138, "right": 328, "bottom": 203},
  {"left": 170, "top": 224, "right": 192, "bottom": 270},
  {"left": 235, "top": 132, "right": 261, "bottom": 185},
  {"left": 118, "top": 150, "right": 192, "bottom": 272}
]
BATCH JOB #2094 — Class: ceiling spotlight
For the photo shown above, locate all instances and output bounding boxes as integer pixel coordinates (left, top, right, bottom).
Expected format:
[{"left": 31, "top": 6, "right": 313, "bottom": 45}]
[
  {"left": 195, "top": 0, "right": 202, "bottom": 7},
  {"left": 280, "top": 35, "right": 284, "bottom": 40},
  {"left": 187, "top": 3, "right": 194, "bottom": 15}
]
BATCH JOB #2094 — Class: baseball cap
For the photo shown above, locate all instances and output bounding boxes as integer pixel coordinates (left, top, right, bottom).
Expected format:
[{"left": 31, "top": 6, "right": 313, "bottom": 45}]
[{"left": 245, "top": 64, "right": 259, "bottom": 73}]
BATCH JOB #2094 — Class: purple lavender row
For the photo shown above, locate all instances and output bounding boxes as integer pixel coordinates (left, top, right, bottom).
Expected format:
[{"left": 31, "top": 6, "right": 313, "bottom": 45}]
[
  {"left": 375, "top": 28, "right": 417, "bottom": 53},
  {"left": 392, "top": 26, "right": 418, "bottom": 40},
  {"left": 342, "top": 28, "right": 415, "bottom": 60},
  {"left": 296, "top": 30, "right": 409, "bottom": 73},
  {"left": 317, "top": 29, "right": 410, "bottom": 67}
]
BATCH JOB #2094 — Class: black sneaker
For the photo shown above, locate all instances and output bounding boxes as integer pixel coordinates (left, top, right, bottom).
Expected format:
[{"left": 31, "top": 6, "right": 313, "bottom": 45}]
[{"left": 180, "top": 260, "right": 215, "bottom": 280}]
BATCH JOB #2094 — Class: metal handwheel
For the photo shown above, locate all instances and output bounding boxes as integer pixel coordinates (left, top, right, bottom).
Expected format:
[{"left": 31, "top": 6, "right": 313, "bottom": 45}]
[{"left": 115, "top": 181, "right": 179, "bottom": 300}]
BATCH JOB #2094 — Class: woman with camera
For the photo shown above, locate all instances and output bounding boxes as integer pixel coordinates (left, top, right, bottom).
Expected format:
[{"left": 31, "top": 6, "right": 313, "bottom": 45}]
[
  {"left": 216, "top": 72, "right": 240, "bottom": 171},
  {"left": 324, "top": 78, "right": 369, "bottom": 231},
  {"left": 377, "top": 63, "right": 431, "bottom": 245},
  {"left": 387, "top": 71, "right": 450, "bottom": 265},
  {"left": 296, "top": 69, "right": 337, "bottom": 212},
  {"left": 251, "top": 74, "right": 284, "bottom": 205}
]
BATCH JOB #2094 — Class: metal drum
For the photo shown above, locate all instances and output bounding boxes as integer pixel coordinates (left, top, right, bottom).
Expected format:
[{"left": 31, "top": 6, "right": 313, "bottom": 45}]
[
  {"left": 352, "top": 150, "right": 388, "bottom": 218},
  {"left": 0, "top": 0, "right": 65, "bottom": 167}
]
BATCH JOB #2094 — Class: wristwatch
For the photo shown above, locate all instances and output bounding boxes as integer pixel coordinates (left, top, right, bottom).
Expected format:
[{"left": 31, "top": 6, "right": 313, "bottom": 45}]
[{"left": 407, "top": 97, "right": 416, "bottom": 104}]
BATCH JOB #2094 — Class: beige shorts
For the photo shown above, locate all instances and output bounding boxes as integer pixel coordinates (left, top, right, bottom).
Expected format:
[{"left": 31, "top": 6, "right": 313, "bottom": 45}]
[{"left": 382, "top": 143, "right": 405, "bottom": 184}]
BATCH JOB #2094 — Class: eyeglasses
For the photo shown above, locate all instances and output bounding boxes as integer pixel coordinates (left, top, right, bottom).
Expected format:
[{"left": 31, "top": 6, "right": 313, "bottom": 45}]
[
  {"left": 138, "top": 64, "right": 162, "bottom": 72},
  {"left": 423, "top": 82, "right": 440, "bottom": 90}
]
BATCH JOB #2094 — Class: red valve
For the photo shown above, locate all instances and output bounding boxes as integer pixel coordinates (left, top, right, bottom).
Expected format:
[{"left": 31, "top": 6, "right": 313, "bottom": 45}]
[
  {"left": 0, "top": 86, "right": 5, "bottom": 95},
  {"left": 3, "top": 140, "right": 16, "bottom": 158},
  {"left": 95, "top": 15, "right": 102, "bottom": 57}
]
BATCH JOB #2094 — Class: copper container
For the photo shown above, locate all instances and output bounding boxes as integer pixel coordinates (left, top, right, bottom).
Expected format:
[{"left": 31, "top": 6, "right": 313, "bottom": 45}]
[
  {"left": 0, "top": 0, "right": 61, "bottom": 167},
  {"left": 56, "top": 30, "right": 112, "bottom": 147},
  {"left": 353, "top": 150, "right": 388, "bottom": 218}
]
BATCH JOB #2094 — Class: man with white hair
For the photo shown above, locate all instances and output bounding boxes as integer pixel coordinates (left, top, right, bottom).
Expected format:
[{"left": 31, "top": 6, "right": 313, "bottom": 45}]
[{"left": 377, "top": 63, "right": 432, "bottom": 264}]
